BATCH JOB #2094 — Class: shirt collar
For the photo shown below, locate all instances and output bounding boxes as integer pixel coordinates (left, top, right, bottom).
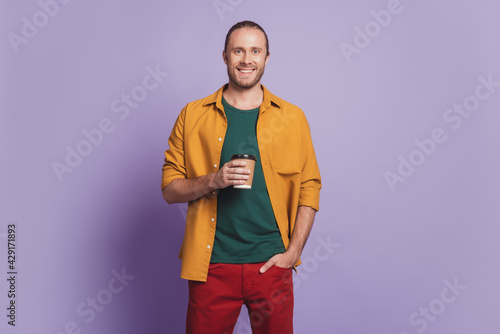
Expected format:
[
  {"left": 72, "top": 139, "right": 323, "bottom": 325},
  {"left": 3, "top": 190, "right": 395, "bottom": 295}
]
[{"left": 203, "top": 84, "right": 282, "bottom": 113}]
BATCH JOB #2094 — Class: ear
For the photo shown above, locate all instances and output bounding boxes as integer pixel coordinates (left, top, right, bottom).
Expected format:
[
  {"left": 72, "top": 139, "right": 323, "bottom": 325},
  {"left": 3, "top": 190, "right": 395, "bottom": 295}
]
[
  {"left": 265, "top": 52, "right": 270, "bottom": 66},
  {"left": 222, "top": 50, "right": 228, "bottom": 65}
]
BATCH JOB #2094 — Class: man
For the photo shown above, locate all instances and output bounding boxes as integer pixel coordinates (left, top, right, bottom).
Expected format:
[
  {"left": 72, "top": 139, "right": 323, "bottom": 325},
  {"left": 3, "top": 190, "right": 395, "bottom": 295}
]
[{"left": 161, "top": 20, "right": 321, "bottom": 334}]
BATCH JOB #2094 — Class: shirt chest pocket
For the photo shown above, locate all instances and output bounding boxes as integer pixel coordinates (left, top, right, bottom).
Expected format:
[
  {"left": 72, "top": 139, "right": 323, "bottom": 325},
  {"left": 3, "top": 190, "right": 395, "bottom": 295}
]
[{"left": 272, "top": 132, "right": 301, "bottom": 173}]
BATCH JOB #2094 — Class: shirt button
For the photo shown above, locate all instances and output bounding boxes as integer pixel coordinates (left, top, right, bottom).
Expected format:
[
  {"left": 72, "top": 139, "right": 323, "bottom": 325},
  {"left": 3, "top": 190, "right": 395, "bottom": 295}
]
[
  {"left": 213, "top": 164, "right": 217, "bottom": 168},
  {"left": 211, "top": 218, "right": 215, "bottom": 222},
  {"left": 207, "top": 245, "right": 211, "bottom": 249},
  {"left": 218, "top": 137, "right": 222, "bottom": 141}
]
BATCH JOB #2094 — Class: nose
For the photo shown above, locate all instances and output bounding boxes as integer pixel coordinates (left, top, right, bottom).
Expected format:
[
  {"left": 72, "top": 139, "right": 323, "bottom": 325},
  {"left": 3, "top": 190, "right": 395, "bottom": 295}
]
[{"left": 241, "top": 52, "right": 252, "bottom": 64}]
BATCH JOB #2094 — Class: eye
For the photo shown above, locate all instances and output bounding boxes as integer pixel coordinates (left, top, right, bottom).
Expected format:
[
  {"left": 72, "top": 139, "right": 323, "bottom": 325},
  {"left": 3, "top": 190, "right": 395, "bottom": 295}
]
[
  {"left": 252, "top": 50, "right": 260, "bottom": 54},
  {"left": 235, "top": 50, "right": 242, "bottom": 54}
]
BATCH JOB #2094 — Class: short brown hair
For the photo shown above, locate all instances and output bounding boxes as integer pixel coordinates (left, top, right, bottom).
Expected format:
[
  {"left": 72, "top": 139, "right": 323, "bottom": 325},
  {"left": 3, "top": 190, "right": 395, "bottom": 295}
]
[{"left": 224, "top": 20, "right": 269, "bottom": 56}]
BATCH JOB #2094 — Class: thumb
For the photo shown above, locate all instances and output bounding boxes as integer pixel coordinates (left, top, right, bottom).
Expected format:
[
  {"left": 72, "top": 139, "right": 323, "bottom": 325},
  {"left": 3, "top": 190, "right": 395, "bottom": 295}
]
[{"left": 259, "top": 258, "right": 275, "bottom": 274}]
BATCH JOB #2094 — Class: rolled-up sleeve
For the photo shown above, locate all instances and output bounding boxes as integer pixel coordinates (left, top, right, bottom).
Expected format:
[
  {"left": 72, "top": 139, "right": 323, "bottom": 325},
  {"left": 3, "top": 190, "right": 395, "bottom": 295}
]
[
  {"left": 298, "top": 113, "right": 321, "bottom": 211},
  {"left": 162, "top": 106, "right": 187, "bottom": 190}
]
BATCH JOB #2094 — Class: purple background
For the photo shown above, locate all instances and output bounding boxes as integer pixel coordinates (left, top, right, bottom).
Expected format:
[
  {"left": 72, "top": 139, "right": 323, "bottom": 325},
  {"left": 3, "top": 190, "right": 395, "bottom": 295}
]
[{"left": 1, "top": 0, "right": 499, "bottom": 333}]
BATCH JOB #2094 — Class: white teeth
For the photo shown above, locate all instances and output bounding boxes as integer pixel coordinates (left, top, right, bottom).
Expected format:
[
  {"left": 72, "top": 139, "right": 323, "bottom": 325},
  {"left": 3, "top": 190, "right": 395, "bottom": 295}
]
[{"left": 239, "top": 69, "right": 253, "bottom": 73}]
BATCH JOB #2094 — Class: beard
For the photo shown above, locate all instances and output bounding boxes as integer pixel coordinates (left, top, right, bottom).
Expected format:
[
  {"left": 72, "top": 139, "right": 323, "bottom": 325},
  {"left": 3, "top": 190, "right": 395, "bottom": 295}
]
[{"left": 227, "top": 65, "right": 266, "bottom": 90}]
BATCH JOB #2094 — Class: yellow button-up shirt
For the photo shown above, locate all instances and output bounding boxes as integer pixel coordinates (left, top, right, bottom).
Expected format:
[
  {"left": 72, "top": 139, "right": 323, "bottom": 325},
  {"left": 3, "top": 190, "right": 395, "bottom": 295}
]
[{"left": 162, "top": 84, "right": 321, "bottom": 282}]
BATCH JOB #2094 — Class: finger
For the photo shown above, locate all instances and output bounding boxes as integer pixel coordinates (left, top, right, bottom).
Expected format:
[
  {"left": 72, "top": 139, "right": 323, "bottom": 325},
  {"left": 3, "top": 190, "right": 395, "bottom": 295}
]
[
  {"left": 231, "top": 168, "right": 250, "bottom": 179},
  {"left": 228, "top": 167, "right": 251, "bottom": 175},
  {"left": 237, "top": 167, "right": 251, "bottom": 174},
  {"left": 259, "top": 260, "right": 275, "bottom": 274},
  {"left": 220, "top": 172, "right": 247, "bottom": 186},
  {"left": 226, "top": 169, "right": 250, "bottom": 178},
  {"left": 229, "top": 160, "right": 247, "bottom": 168}
]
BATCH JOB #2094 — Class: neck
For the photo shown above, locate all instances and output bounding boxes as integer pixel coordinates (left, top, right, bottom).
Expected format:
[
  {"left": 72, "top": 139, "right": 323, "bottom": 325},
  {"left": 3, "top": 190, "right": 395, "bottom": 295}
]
[{"left": 223, "top": 81, "right": 264, "bottom": 110}]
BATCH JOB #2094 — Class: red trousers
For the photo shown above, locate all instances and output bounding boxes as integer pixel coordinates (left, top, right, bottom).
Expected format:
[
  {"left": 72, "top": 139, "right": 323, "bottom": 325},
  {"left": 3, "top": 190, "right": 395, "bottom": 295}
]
[{"left": 186, "top": 262, "right": 294, "bottom": 334}]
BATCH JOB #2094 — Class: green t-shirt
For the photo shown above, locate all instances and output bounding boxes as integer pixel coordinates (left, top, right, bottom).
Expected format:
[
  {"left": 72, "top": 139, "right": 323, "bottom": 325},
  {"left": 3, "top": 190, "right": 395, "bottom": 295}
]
[{"left": 210, "top": 96, "right": 286, "bottom": 263}]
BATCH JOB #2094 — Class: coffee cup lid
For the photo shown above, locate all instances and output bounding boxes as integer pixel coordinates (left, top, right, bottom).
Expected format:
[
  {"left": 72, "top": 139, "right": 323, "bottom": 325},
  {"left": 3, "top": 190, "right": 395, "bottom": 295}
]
[{"left": 231, "top": 154, "right": 256, "bottom": 161}]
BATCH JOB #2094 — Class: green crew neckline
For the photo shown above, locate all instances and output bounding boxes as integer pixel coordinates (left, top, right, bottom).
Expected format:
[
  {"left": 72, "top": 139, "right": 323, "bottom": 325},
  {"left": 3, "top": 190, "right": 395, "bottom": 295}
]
[{"left": 222, "top": 95, "right": 260, "bottom": 113}]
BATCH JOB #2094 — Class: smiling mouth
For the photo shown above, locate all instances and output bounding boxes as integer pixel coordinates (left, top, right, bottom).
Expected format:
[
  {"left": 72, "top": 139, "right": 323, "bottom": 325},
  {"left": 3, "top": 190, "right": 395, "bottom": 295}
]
[{"left": 237, "top": 68, "right": 255, "bottom": 74}]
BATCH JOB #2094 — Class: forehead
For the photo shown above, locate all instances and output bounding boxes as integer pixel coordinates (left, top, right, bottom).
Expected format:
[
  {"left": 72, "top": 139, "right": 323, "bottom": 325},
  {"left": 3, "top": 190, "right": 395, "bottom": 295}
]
[{"left": 227, "top": 27, "right": 266, "bottom": 49}]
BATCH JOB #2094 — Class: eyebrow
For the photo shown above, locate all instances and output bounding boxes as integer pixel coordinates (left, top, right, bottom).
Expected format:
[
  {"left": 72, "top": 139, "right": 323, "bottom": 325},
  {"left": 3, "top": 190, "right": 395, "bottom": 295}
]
[{"left": 231, "top": 46, "right": 263, "bottom": 51}]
